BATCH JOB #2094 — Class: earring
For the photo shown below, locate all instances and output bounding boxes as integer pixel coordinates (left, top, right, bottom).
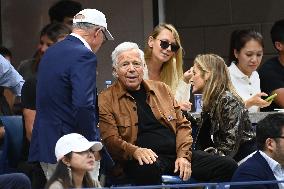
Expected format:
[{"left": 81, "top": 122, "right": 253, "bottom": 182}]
[{"left": 67, "top": 166, "right": 72, "bottom": 181}]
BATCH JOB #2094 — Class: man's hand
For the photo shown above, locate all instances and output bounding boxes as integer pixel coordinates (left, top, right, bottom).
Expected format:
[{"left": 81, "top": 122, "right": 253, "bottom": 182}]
[
  {"left": 133, "top": 147, "right": 158, "bottom": 165},
  {"left": 174, "top": 157, "right": 191, "bottom": 181}
]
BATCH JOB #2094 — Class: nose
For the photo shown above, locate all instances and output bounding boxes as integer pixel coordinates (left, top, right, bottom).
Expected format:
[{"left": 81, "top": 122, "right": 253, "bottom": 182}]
[
  {"left": 166, "top": 45, "right": 171, "bottom": 52},
  {"left": 88, "top": 150, "right": 95, "bottom": 158},
  {"left": 127, "top": 63, "right": 136, "bottom": 71},
  {"left": 40, "top": 44, "right": 48, "bottom": 53},
  {"left": 251, "top": 55, "right": 257, "bottom": 62}
]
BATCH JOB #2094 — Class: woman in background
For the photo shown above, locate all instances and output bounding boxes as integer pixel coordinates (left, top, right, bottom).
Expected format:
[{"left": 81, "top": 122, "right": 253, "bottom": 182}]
[
  {"left": 227, "top": 29, "right": 270, "bottom": 112},
  {"left": 192, "top": 54, "right": 255, "bottom": 162},
  {"left": 144, "top": 23, "right": 192, "bottom": 111}
]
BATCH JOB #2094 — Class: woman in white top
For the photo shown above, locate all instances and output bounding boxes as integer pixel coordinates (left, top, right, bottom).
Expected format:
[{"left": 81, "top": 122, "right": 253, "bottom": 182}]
[
  {"left": 144, "top": 23, "right": 192, "bottom": 111},
  {"left": 227, "top": 29, "right": 271, "bottom": 112}
]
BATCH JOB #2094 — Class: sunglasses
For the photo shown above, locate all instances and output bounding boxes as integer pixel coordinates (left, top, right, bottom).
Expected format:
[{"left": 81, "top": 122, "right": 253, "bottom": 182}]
[{"left": 158, "top": 39, "right": 180, "bottom": 52}]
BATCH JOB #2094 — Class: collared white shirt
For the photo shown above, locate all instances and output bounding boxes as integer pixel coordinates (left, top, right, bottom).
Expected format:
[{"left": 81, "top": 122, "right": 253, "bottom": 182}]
[
  {"left": 259, "top": 151, "right": 284, "bottom": 189},
  {"left": 228, "top": 62, "right": 261, "bottom": 112},
  {"left": 70, "top": 33, "right": 92, "bottom": 51}
]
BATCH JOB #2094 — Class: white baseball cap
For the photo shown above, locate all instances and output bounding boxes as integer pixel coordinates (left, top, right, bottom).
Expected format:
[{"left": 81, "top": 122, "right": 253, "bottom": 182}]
[
  {"left": 73, "top": 8, "right": 114, "bottom": 40},
  {"left": 55, "top": 133, "right": 103, "bottom": 161}
]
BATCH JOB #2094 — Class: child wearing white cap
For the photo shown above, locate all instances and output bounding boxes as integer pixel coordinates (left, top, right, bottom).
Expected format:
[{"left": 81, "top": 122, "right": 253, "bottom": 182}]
[{"left": 45, "top": 133, "right": 103, "bottom": 189}]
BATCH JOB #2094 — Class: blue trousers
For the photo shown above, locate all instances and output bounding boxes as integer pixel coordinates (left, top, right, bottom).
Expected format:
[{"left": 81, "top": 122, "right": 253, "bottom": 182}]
[{"left": 0, "top": 173, "right": 31, "bottom": 189}]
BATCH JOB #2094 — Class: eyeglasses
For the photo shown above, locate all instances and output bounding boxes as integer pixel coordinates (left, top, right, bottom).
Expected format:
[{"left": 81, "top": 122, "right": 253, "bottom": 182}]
[
  {"left": 118, "top": 61, "right": 143, "bottom": 69},
  {"left": 157, "top": 39, "right": 180, "bottom": 52},
  {"left": 271, "top": 136, "right": 284, "bottom": 139},
  {"left": 99, "top": 28, "right": 107, "bottom": 41}
]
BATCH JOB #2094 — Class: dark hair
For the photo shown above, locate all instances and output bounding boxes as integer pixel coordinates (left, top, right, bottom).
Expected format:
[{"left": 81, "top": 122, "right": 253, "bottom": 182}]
[
  {"left": 0, "top": 46, "right": 12, "bottom": 59},
  {"left": 256, "top": 113, "right": 284, "bottom": 151},
  {"left": 45, "top": 153, "right": 95, "bottom": 189},
  {"left": 48, "top": 0, "right": 82, "bottom": 23},
  {"left": 33, "top": 22, "right": 71, "bottom": 72},
  {"left": 271, "top": 19, "right": 284, "bottom": 50},
  {"left": 228, "top": 29, "right": 263, "bottom": 66},
  {"left": 40, "top": 22, "right": 71, "bottom": 43}
]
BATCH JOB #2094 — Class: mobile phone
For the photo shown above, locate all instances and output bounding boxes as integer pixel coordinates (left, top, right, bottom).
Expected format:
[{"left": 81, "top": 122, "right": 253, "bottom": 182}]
[{"left": 265, "top": 93, "right": 277, "bottom": 102}]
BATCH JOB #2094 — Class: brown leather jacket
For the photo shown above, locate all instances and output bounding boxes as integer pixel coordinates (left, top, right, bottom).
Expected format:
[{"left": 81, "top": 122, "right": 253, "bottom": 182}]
[{"left": 98, "top": 80, "right": 192, "bottom": 164}]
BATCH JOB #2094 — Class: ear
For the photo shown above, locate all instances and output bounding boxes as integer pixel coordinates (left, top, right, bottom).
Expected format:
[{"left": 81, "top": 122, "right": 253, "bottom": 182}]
[
  {"left": 148, "top": 36, "right": 154, "bottom": 48},
  {"left": 275, "top": 41, "right": 284, "bottom": 51},
  {"left": 62, "top": 157, "right": 71, "bottom": 167},
  {"left": 204, "top": 71, "right": 211, "bottom": 82},
  {"left": 265, "top": 138, "right": 276, "bottom": 152},
  {"left": 93, "top": 28, "right": 101, "bottom": 38},
  {"left": 233, "top": 49, "right": 239, "bottom": 59},
  {"left": 112, "top": 67, "right": 118, "bottom": 78}
]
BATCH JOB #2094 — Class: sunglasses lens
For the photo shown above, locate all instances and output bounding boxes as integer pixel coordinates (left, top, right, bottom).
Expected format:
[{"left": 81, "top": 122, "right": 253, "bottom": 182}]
[
  {"left": 171, "top": 44, "right": 180, "bottom": 52},
  {"left": 160, "top": 40, "right": 170, "bottom": 50},
  {"left": 159, "top": 40, "right": 180, "bottom": 52}
]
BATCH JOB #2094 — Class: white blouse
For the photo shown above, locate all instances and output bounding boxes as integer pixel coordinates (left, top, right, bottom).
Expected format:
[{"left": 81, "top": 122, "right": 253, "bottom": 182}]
[{"left": 228, "top": 62, "right": 261, "bottom": 112}]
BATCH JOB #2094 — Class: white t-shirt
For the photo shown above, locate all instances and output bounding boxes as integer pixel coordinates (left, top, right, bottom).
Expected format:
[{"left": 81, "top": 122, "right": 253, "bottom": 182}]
[{"left": 228, "top": 62, "right": 261, "bottom": 112}]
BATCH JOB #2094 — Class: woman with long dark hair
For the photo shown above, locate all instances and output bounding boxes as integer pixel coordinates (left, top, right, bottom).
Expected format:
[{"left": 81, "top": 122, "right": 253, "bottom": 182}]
[{"left": 45, "top": 133, "right": 102, "bottom": 189}]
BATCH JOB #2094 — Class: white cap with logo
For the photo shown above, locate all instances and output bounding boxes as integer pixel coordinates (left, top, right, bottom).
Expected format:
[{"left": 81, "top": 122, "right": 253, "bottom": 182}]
[
  {"left": 73, "top": 8, "right": 114, "bottom": 40},
  {"left": 55, "top": 133, "right": 103, "bottom": 161}
]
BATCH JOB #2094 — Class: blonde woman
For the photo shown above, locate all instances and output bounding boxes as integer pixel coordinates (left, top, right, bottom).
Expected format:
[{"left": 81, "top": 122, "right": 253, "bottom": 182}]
[
  {"left": 191, "top": 54, "right": 256, "bottom": 162},
  {"left": 144, "top": 23, "right": 192, "bottom": 110}
]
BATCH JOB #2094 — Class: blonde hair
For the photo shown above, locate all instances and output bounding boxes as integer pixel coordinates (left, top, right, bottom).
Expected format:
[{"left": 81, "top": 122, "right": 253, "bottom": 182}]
[
  {"left": 144, "top": 23, "right": 184, "bottom": 94},
  {"left": 194, "top": 54, "right": 241, "bottom": 111}
]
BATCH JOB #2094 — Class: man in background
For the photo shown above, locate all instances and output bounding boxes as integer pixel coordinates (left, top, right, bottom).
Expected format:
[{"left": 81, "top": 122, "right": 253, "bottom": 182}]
[
  {"left": 231, "top": 113, "right": 284, "bottom": 189},
  {"left": 259, "top": 19, "right": 284, "bottom": 111},
  {"left": 48, "top": 0, "right": 82, "bottom": 27}
]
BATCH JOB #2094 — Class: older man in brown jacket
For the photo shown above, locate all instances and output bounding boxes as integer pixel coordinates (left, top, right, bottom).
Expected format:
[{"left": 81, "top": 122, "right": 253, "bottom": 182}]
[{"left": 99, "top": 42, "right": 237, "bottom": 186}]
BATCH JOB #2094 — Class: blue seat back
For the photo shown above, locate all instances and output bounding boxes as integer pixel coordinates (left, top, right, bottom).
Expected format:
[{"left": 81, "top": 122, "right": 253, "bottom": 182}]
[
  {"left": 161, "top": 175, "right": 197, "bottom": 184},
  {"left": 0, "top": 116, "right": 23, "bottom": 173}
]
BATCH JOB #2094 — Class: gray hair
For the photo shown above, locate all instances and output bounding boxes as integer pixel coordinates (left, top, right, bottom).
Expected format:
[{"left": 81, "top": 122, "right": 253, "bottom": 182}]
[
  {"left": 111, "top": 42, "right": 145, "bottom": 69},
  {"left": 72, "top": 22, "right": 101, "bottom": 32}
]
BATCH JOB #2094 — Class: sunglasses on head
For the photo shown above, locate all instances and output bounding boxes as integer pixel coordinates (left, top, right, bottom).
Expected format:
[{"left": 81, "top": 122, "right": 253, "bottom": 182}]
[{"left": 158, "top": 39, "right": 180, "bottom": 52}]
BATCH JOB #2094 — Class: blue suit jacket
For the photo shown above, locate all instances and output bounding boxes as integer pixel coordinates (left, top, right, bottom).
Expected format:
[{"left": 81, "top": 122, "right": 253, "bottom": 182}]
[
  {"left": 231, "top": 151, "right": 279, "bottom": 189},
  {"left": 29, "top": 35, "right": 107, "bottom": 164}
]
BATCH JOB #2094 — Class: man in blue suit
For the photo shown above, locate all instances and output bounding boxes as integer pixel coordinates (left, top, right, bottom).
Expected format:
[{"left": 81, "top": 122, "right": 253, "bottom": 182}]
[
  {"left": 231, "top": 113, "right": 284, "bottom": 189},
  {"left": 29, "top": 8, "right": 114, "bottom": 181}
]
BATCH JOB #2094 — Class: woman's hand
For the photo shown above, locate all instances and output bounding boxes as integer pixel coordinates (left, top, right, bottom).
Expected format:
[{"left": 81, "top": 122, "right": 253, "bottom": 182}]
[
  {"left": 183, "top": 67, "right": 193, "bottom": 84},
  {"left": 245, "top": 92, "right": 271, "bottom": 109},
  {"left": 179, "top": 101, "right": 192, "bottom": 111}
]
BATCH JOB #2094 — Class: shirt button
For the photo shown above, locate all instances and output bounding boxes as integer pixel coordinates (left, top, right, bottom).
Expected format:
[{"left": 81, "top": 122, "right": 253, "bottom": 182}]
[
  {"left": 250, "top": 93, "right": 252, "bottom": 96},
  {"left": 249, "top": 82, "right": 251, "bottom": 85}
]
